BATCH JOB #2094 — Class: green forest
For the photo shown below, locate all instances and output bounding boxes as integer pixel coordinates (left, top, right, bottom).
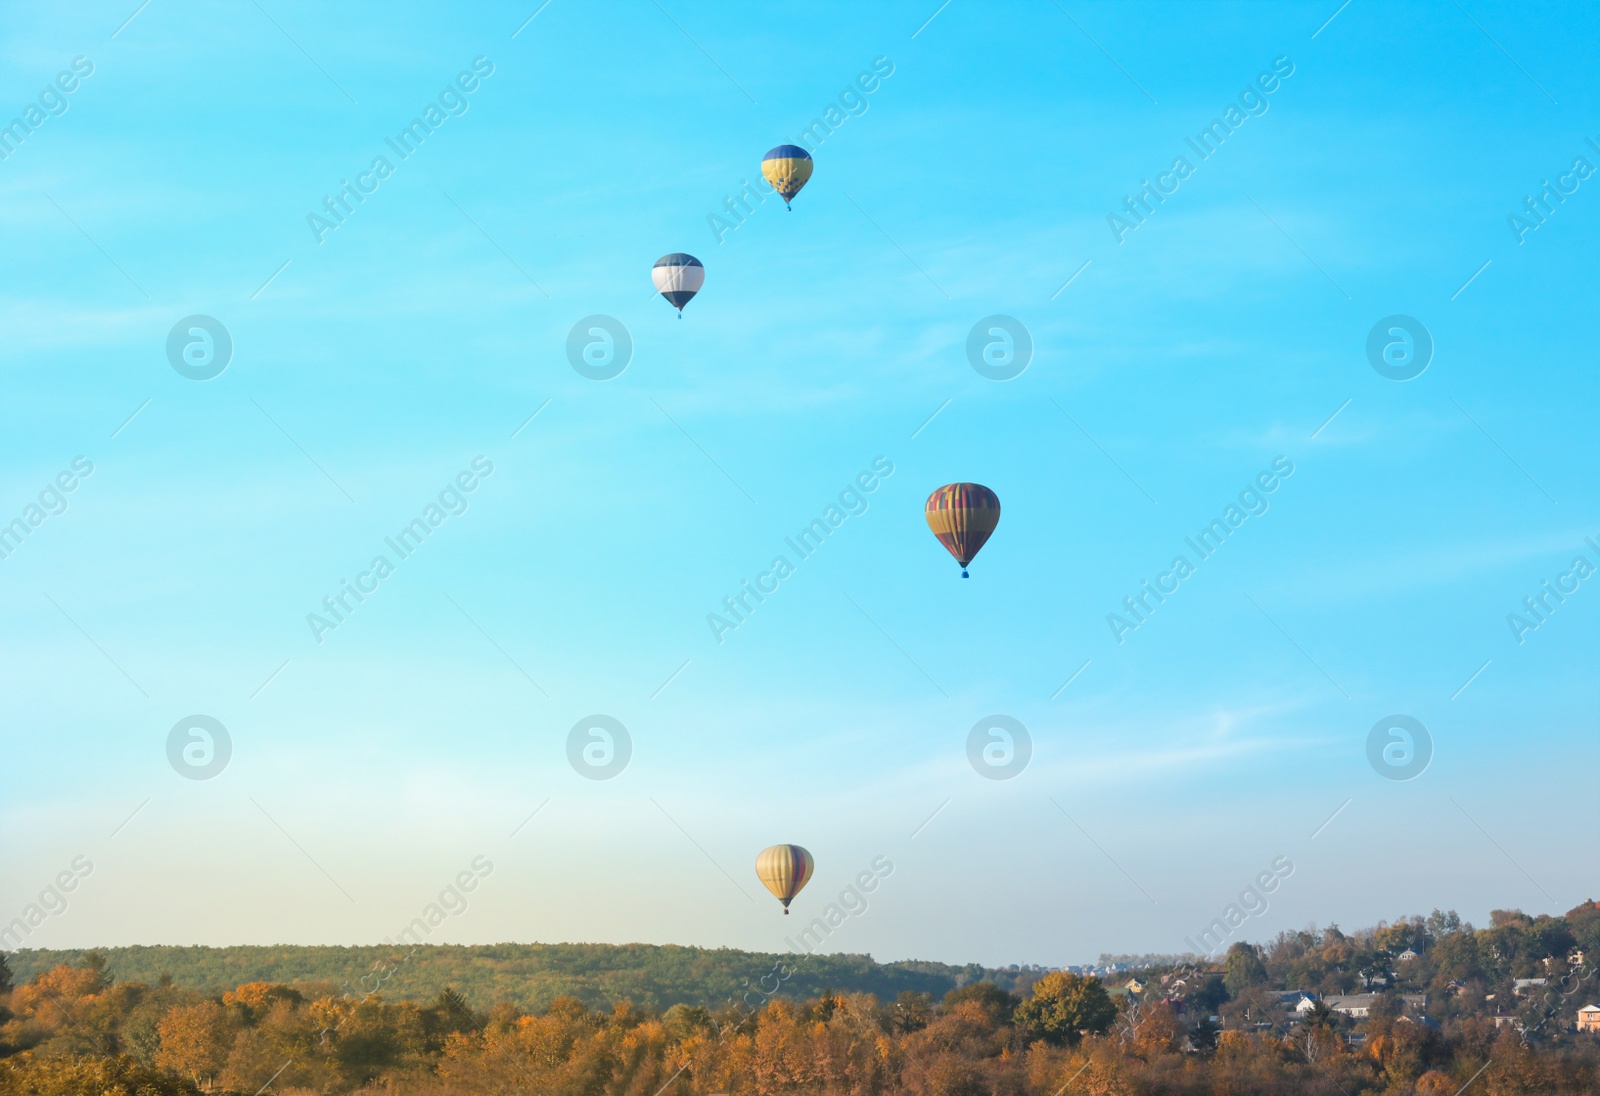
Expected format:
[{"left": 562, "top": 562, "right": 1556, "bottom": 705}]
[
  {"left": 4, "top": 942, "right": 1033, "bottom": 1014},
  {"left": 1, "top": 902, "right": 1597, "bottom": 1095}
]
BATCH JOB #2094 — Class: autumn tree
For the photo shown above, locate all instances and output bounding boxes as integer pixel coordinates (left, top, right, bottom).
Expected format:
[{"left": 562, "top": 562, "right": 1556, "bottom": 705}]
[
  {"left": 1223, "top": 942, "right": 1270, "bottom": 997},
  {"left": 1416, "top": 1069, "right": 1456, "bottom": 1095},
  {"left": 660, "top": 1002, "right": 713, "bottom": 1045},
  {"left": 221, "top": 981, "right": 302, "bottom": 1021},
  {"left": 7, "top": 961, "right": 108, "bottom": 1051},
  {"left": 1566, "top": 899, "right": 1600, "bottom": 958},
  {"left": 890, "top": 990, "right": 932, "bottom": 1033},
  {"left": 941, "top": 981, "right": 1017, "bottom": 1026},
  {"left": 0, "top": 1053, "right": 201, "bottom": 1096},
  {"left": 155, "top": 1001, "right": 234, "bottom": 1086},
  {"left": 1013, "top": 972, "right": 1115, "bottom": 1047},
  {"left": 911, "top": 1053, "right": 986, "bottom": 1096},
  {"left": 1426, "top": 908, "right": 1465, "bottom": 936},
  {"left": 120, "top": 987, "right": 192, "bottom": 1068},
  {"left": 10, "top": 963, "right": 101, "bottom": 1016},
  {"left": 1128, "top": 1000, "right": 1183, "bottom": 1060}
]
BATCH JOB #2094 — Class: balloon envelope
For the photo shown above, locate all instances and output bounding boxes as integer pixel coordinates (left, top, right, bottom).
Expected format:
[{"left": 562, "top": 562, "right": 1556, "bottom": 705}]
[
  {"left": 652, "top": 253, "right": 704, "bottom": 312},
  {"left": 761, "top": 145, "right": 814, "bottom": 207},
  {"left": 756, "top": 844, "right": 814, "bottom": 913},
  {"left": 925, "top": 483, "right": 1001, "bottom": 575}
]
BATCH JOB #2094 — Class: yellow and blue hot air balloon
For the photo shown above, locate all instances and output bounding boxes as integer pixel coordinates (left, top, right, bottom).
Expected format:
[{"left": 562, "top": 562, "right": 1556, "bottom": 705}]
[
  {"left": 925, "top": 483, "right": 1001, "bottom": 578},
  {"left": 756, "top": 844, "right": 814, "bottom": 914},
  {"left": 761, "top": 145, "right": 813, "bottom": 211},
  {"left": 652, "top": 253, "right": 704, "bottom": 318}
]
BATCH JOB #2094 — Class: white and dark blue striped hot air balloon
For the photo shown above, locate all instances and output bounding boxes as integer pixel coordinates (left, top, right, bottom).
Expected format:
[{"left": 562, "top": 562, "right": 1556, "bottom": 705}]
[{"left": 652, "top": 253, "right": 704, "bottom": 317}]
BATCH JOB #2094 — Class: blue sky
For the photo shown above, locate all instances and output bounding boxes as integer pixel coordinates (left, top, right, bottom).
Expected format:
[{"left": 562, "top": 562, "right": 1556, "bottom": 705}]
[{"left": 1, "top": 0, "right": 1595, "bottom": 968}]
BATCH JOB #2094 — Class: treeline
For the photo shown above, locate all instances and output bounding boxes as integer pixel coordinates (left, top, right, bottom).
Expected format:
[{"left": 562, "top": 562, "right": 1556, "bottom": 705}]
[
  {"left": 0, "top": 902, "right": 1595, "bottom": 1095},
  {"left": 4, "top": 942, "right": 1023, "bottom": 1014},
  {"left": 1229, "top": 903, "right": 1600, "bottom": 1004},
  {"left": 0, "top": 956, "right": 1596, "bottom": 1095}
]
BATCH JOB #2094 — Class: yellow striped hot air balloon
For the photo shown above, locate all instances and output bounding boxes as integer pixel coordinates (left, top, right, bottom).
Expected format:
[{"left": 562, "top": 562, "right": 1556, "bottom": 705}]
[
  {"left": 925, "top": 483, "right": 1001, "bottom": 578},
  {"left": 761, "top": 145, "right": 813, "bottom": 210},
  {"left": 755, "top": 844, "right": 814, "bottom": 914}
]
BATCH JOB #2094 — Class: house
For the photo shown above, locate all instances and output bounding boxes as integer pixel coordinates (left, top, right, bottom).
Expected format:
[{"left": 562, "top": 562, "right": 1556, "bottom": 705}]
[
  {"left": 1397, "top": 948, "right": 1420, "bottom": 962},
  {"left": 1572, "top": 950, "right": 1588, "bottom": 968},
  {"left": 1445, "top": 980, "right": 1469, "bottom": 998},
  {"left": 1493, "top": 1015, "right": 1517, "bottom": 1030},
  {"left": 1323, "top": 993, "right": 1423, "bottom": 1018},
  {"left": 1514, "top": 978, "right": 1549, "bottom": 996},
  {"left": 1325, "top": 994, "right": 1382, "bottom": 1018},
  {"left": 1578, "top": 1005, "right": 1600, "bottom": 1034},
  {"left": 1261, "top": 991, "right": 1318, "bottom": 1013}
]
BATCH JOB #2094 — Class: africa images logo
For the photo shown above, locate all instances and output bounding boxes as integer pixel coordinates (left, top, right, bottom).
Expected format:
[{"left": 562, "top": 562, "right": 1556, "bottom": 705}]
[
  {"left": 1107, "top": 457, "right": 1294, "bottom": 643},
  {"left": 306, "top": 457, "right": 495, "bottom": 643},
  {"left": 706, "top": 457, "right": 893, "bottom": 644},
  {"left": 306, "top": 57, "right": 495, "bottom": 244},
  {"left": 1108, "top": 56, "right": 1295, "bottom": 244},
  {"left": 0, "top": 55, "right": 94, "bottom": 163}
]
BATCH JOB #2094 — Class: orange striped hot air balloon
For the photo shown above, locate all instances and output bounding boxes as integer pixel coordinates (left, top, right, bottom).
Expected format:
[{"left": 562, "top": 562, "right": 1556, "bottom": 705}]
[
  {"left": 925, "top": 483, "right": 1001, "bottom": 578},
  {"left": 755, "top": 844, "right": 814, "bottom": 914}
]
